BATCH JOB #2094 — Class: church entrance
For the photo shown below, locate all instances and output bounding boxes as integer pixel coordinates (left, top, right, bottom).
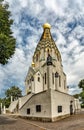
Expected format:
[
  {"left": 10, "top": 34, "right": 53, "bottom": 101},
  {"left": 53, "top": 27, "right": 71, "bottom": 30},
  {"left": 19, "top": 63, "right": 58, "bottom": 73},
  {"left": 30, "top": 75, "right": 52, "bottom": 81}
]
[{"left": 70, "top": 101, "right": 73, "bottom": 115}]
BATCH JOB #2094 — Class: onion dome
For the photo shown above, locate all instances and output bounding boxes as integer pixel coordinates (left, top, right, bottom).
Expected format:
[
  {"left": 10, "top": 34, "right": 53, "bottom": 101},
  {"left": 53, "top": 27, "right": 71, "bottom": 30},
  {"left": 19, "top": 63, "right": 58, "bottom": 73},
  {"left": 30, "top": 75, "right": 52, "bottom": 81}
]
[
  {"left": 32, "top": 61, "right": 35, "bottom": 68},
  {"left": 43, "top": 23, "right": 51, "bottom": 29}
]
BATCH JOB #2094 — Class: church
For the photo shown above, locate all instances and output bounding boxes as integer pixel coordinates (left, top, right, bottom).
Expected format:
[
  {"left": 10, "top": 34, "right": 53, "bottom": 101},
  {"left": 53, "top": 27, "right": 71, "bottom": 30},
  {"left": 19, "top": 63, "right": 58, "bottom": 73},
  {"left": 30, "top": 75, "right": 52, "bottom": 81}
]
[{"left": 9, "top": 23, "right": 80, "bottom": 122}]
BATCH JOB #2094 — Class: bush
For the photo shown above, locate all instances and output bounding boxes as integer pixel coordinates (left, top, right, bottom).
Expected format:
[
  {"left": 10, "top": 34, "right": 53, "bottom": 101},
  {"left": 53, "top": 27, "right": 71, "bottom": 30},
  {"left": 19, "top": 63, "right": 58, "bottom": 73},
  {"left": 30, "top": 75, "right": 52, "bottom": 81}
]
[{"left": 81, "top": 103, "right": 84, "bottom": 108}]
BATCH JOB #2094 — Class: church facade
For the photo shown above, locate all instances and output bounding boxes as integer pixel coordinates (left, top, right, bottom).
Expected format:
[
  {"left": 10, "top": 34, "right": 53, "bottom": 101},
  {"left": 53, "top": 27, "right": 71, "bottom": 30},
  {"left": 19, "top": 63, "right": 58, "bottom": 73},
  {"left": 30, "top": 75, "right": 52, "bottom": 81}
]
[{"left": 9, "top": 23, "right": 80, "bottom": 121}]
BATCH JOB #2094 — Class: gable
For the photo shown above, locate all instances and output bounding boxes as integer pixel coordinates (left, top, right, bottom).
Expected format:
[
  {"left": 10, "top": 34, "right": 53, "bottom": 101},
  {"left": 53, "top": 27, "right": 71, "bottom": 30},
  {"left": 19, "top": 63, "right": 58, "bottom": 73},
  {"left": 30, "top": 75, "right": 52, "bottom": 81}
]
[{"left": 25, "top": 67, "right": 35, "bottom": 81}]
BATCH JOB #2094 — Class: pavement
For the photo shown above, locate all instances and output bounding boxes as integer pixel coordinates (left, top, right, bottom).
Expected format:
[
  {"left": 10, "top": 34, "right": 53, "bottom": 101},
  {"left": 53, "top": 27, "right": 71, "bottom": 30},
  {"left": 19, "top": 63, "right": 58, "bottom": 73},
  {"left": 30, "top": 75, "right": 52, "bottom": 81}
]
[{"left": 0, "top": 111, "right": 84, "bottom": 130}]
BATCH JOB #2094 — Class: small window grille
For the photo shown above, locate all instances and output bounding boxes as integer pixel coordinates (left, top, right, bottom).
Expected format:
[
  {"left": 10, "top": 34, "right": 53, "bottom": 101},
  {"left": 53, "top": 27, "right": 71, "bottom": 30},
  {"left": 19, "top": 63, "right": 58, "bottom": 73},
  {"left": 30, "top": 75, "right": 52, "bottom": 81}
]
[
  {"left": 36, "top": 105, "right": 41, "bottom": 112},
  {"left": 58, "top": 106, "right": 62, "bottom": 113},
  {"left": 27, "top": 108, "right": 30, "bottom": 114}
]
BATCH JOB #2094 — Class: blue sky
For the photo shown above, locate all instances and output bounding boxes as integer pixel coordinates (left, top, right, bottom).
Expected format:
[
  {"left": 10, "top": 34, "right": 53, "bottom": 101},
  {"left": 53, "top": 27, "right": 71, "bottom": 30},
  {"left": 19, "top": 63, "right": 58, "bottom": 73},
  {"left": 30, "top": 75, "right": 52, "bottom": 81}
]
[{"left": 0, "top": 0, "right": 84, "bottom": 97}]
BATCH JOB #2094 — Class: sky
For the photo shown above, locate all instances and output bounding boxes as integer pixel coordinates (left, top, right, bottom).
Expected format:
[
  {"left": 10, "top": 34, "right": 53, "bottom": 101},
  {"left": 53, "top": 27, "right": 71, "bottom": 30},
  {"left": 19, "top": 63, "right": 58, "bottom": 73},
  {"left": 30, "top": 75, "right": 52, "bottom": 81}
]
[{"left": 0, "top": 0, "right": 84, "bottom": 97}]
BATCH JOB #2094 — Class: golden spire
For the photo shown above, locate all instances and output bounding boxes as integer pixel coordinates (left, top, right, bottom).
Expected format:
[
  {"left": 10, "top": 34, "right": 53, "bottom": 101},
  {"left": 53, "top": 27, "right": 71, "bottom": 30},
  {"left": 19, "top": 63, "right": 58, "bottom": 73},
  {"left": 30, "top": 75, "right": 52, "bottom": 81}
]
[{"left": 43, "top": 23, "right": 51, "bottom": 29}]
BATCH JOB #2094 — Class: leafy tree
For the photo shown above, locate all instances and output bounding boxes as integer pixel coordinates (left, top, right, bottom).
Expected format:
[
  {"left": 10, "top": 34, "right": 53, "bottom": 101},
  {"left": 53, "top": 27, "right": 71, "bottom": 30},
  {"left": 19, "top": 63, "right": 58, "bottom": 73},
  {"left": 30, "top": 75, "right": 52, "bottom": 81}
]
[
  {"left": 0, "top": 0, "right": 16, "bottom": 65},
  {"left": 0, "top": 86, "right": 22, "bottom": 108},
  {"left": 3, "top": 86, "right": 22, "bottom": 108},
  {"left": 5, "top": 86, "right": 22, "bottom": 100},
  {"left": 78, "top": 79, "right": 84, "bottom": 91},
  {"left": 73, "top": 94, "right": 79, "bottom": 99},
  {"left": 78, "top": 79, "right": 84, "bottom": 108},
  {"left": 80, "top": 92, "right": 84, "bottom": 100},
  {"left": 0, "top": 97, "right": 10, "bottom": 108}
]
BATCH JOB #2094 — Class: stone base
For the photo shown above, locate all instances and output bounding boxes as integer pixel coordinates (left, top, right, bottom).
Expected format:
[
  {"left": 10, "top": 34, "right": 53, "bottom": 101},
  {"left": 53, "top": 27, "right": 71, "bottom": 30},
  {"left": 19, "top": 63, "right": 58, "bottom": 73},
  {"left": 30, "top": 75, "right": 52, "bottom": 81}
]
[
  {"left": 19, "top": 114, "right": 70, "bottom": 122},
  {"left": 52, "top": 114, "right": 70, "bottom": 122},
  {"left": 20, "top": 116, "right": 52, "bottom": 122}
]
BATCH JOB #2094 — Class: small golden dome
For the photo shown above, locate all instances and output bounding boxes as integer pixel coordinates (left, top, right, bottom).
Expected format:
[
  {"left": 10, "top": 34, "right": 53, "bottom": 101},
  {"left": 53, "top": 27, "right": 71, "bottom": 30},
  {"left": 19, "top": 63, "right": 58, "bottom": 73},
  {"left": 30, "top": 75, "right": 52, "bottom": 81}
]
[
  {"left": 43, "top": 23, "right": 51, "bottom": 29},
  {"left": 32, "top": 61, "right": 35, "bottom": 67}
]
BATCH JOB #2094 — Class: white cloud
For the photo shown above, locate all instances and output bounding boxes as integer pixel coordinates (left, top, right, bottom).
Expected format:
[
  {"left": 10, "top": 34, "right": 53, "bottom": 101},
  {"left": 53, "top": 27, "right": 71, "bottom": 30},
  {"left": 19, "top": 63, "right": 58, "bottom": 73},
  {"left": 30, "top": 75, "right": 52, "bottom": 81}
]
[{"left": 44, "top": 0, "right": 63, "bottom": 16}]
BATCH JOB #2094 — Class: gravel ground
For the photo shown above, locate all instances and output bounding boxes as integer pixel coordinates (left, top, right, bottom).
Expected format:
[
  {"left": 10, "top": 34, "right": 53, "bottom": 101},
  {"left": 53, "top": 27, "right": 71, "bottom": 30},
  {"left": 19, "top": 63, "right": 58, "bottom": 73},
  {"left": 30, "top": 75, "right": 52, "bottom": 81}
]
[
  {"left": 22, "top": 111, "right": 84, "bottom": 130},
  {"left": 0, "top": 115, "right": 40, "bottom": 130},
  {"left": 0, "top": 111, "right": 84, "bottom": 130}
]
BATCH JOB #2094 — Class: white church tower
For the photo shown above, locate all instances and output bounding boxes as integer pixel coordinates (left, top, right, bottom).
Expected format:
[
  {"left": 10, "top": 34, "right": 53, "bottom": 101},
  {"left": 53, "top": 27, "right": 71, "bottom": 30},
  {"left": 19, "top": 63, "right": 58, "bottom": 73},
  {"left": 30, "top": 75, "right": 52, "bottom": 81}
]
[
  {"left": 25, "top": 23, "right": 68, "bottom": 95},
  {"left": 9, "top": 23, "right": 78, "bottom": 121}
]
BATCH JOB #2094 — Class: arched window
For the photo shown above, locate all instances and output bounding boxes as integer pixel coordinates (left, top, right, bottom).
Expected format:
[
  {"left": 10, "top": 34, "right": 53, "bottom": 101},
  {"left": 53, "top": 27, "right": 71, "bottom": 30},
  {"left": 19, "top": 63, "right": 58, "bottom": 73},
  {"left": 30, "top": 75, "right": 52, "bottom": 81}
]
[
  {"left": 47, "top": 49, "right": 49, "bottom": 54},
  {"left": 64, "top": 80, "right": 66, "bottom": 89},
  {"left": 59, "top": 75, "right": 61, "bottom": 87},
  {"left": 55, "top": 72, "right": 59, "bottom": 78},
  {"left": 38, "top": 77, "right": 40, "bottom": 82},
  {"left": 52, "top": 73, "right": 54, "bottom": 84},
  {"left": 27, "top": 80, "right": 29, "bottom": 84},
  {"left": 36, "top": 54, "right": 38, "bottom": 61},
  {"left": 45, "top": 73, "right": 46, "bottom": 84}
]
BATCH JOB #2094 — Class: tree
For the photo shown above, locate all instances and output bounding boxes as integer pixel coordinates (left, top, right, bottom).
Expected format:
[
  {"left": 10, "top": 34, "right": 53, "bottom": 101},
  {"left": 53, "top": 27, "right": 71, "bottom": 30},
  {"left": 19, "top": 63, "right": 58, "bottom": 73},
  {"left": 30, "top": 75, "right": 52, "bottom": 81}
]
[
  {"left": 0, "top": 86, "right": 22, "bottom": 108},
  {"left": 5, "top": 86, "right": 22, "bottom": 100},
  {"left": 0, "top": 0, "right": 16, "bottom": 65},
  {"left": 78, "top": 79, "right": 84, "bottom": 108},
  {"left": 73, "top": 94, "right": 79, "bottom": 99},
  {"left": 80, "top": 92, "right": 84, "bottom": 100},
  {"left": 78, "top": 79, "right": 84, "bottom": 90},
  {"left": 0, "top": 97, "right": 10, "bottom": 108},
  {"left": 3, "top": 86, "right": 22, "bottom": 108}
]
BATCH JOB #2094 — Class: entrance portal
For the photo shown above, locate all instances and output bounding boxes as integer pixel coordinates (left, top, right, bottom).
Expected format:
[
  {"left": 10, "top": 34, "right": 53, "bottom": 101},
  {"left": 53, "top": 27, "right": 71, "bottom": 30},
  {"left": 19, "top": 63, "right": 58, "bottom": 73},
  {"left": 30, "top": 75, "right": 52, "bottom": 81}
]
[{"left": 70, "top": 100, "right": 73, "bottom": 115}]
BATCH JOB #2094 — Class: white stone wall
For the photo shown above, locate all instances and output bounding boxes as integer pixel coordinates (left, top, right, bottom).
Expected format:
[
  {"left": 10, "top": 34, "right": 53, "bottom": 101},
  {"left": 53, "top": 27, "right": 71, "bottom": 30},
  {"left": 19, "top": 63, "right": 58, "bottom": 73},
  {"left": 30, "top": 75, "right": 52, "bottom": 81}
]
[
  {"left": 42, "top": 65, "right": 48, "bottom": 90},
  {"left": 51, "top": 89, "right": 74, "bottom": 118},
  {"left": 74, "top": 98, "right": 81, "bottom": 110},
  {"left": 34, "top": 71, "right": 43, "bottom": 93},
  {"left": 19, "top": 93, "right": 33, "bottom": 109},
  {"left": 9, "top": 100, "right": 18, "bottom": 113},
  {"left": 19, "top": 91, "right": 51, "bottom": 118},
  {"left": 25, "top": 41, "right": 67, "bottom": 95},
  {"left": 19, "top": 89, "right": 75, "bottom": 120}
]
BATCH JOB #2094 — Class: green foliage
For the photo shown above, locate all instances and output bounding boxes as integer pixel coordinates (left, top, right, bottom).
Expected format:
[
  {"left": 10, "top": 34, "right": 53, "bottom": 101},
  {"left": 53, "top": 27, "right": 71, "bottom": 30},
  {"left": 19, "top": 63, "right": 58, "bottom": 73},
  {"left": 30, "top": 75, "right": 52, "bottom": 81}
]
[
  {"left": 5, "top": 86, "right": 22, "bottom": 100},
  {"left": 0, "top": 0, "right": 3, "bottom": 3},
  {"left": 0, "top": 1, "right": 16, "bottom": 65},
  {"left": 73, "top": 94, "right": 79, "bottom": 99},
  {"left": 78, "top": 79, "right": 84, "bottom": 107},
  {"left": 0, "top": 98, "right": 2, "bottom": 105},
  {"left": 0, "top": 86, "right": 22, "bottom": 108},
  {"left": 0, "top": 97, "right": 10, "bottom": 108},
  {"left": 81, "top": 103, "right": 84, "bottom": 108},
  {"left": 78, "top": 79, "right": 84, "bottom": 90},
  {"left": 80, "top": 91, "right": 84, "bottom": 99}
]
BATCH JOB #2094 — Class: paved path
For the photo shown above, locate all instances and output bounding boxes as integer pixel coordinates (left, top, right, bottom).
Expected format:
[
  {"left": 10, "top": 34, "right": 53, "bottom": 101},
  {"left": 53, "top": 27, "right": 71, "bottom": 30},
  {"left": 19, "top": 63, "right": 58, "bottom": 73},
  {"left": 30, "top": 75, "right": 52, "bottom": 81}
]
[
  {"left": 0, "top": 111, "right": 84, "bottom": 130},
  {"left": 0, "top": 115, "right": 40, "bottom": 130},
  {"left": 30, "top": 111, "right": 84, "bottom": 130}
]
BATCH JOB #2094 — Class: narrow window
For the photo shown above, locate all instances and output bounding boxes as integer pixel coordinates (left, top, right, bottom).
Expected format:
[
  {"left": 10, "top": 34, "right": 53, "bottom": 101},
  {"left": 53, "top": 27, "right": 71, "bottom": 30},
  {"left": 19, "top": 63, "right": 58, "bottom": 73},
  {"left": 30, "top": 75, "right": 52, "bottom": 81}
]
[
  {"left": 27, "top": 108, "right": 30, "bottom": 114},
  {"left": 47, "top": 49, "right": 49, "bottom": 55},
  {"left": 29, "top": 79, "right": 31, "bottom": 83},
  {"left": 36, "top": 105, "right": 41, "bottom": 112},
  {"left": 52, "top": 73, "right": 54, "bottom": 84},
  {"left": 45, "top": 73, "right": 46, "bottom": 84},
  {"left": 36, "top": 54, "right": 38, "bottom": 61},
  {"left": 38, "top": 77, "right": 40, "bottom": 82},
  {"left": 59, "top": 75, "right": 61, "bottom": 87},
  {"left": 27, "top": 80, "right": 29, "bottom": 84},
  {"left": 58, "top": 106, "right": 62, "bottom": 113},
  {"left": 31, "top": 76, "right": 34, "bottom": 81},
  {"left": 64, "top": 80, "right": 66, "bottom": 89}
]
